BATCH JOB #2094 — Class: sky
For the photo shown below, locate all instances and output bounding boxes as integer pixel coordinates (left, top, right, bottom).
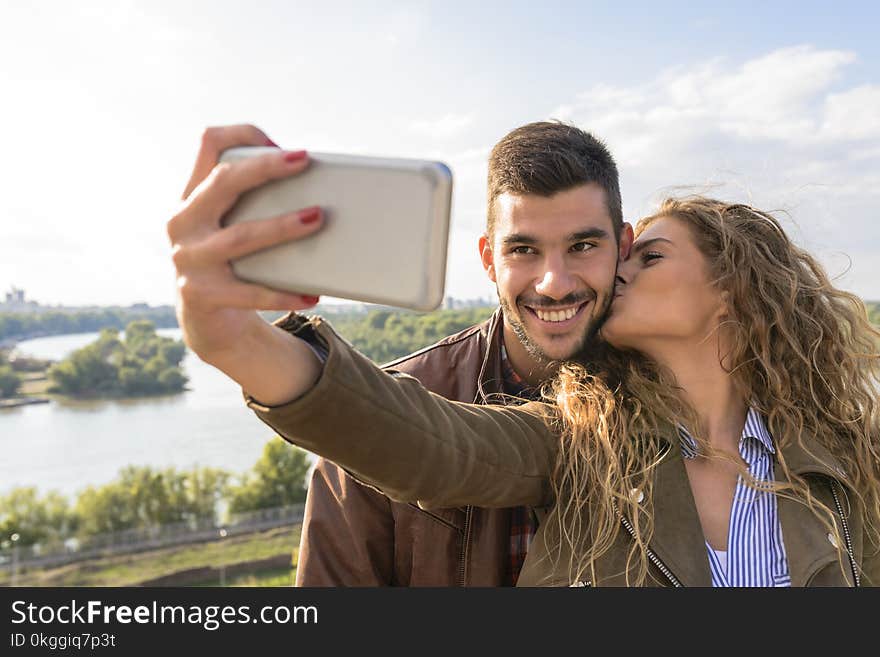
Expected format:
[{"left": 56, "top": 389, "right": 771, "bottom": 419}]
[{"left": 2, "top": 0, "right": 879, "bottom": 307}]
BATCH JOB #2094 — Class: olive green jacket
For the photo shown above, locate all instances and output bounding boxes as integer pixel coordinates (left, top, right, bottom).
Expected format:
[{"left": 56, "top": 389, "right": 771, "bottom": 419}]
[{"left": 246, "top": 315, "right": 879, "bottom": 587}]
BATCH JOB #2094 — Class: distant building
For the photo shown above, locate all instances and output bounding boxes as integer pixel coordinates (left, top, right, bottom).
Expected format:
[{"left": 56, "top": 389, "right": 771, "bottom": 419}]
[
  {"left": 5, "top": 286, "right": 25, "bottom": 305},
  {"left": 443, "top": 295, "right": 494, "bottom": 310},
  {"left": 1, "top": 286, "right": 39, "bottom": 312}
]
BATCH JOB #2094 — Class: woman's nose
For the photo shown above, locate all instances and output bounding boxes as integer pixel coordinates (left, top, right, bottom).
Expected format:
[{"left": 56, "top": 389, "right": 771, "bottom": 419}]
[{"left": 616, "top": 254, "right": 639, "bottom": 284}]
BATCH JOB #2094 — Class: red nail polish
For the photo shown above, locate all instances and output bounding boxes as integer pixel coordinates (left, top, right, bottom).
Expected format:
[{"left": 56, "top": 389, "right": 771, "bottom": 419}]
[
  {"left": 300, "top": 207, "right": 321, "bottom": 224},
  {"left": 284, "top": 149, "right": 307, "bottom": 163},
  {"left": 302, "top": 295, "right": 320, "bottom": 305},
  {"left": 264, "top": 138, "right": 279, "bottom": 147}
]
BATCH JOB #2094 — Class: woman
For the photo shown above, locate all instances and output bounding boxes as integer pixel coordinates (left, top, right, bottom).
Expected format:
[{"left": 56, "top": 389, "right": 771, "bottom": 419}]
[{"left": 237, "top": 196, "right": 879, "bottom": 587}]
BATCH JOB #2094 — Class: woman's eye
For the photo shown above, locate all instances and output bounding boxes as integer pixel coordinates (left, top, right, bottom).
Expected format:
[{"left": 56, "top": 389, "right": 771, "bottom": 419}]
[{"left": 641, "top": 251, "right": 662, "bottom": 263}]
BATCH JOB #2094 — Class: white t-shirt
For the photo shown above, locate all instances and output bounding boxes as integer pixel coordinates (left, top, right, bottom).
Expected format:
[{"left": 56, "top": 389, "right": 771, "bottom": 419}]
[{"left": 710, "top": 547, "right": 728, "bottom": 573}]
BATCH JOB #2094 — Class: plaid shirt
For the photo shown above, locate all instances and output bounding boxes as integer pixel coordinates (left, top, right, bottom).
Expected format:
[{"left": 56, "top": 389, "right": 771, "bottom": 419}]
[{"left": 499, "top": 339, "right": 541, "bottom": 586}]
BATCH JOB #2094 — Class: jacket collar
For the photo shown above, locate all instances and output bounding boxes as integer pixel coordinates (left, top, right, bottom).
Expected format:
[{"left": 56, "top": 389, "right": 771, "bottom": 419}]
[
  {"left": 677, "top": 407, "right": 776, "bottom": 460},
  {"left": 643, "top": 441, "right": 713, "bottom": 587},
  {"left": 474, "top": 307, "right": 507, "bottom": 403},
  {"left": 645, "top": 418, "right": 851, "bottom": 587},
  {"left": 654, "top": 413, "right": 849, "bottom": 485}
]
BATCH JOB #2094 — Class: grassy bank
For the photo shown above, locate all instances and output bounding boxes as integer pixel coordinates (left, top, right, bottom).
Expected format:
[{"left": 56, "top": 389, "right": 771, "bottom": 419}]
[
  {"left": 18, "top": 371, "right": 51, "bottom": 396},
  {"left": 1, "top": 525, "right": 301, "bottom": 587}
]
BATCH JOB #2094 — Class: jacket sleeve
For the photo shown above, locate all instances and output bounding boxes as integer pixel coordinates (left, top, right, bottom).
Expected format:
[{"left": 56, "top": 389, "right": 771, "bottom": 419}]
[
  {"left": 245, "top": 316, "right": 558, "bottom": 510},
  {"left": 295, "top": 458, "right": 395, "bottom": 586}
]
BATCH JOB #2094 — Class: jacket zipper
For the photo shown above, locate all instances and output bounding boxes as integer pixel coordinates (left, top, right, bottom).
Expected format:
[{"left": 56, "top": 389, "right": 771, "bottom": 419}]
[
  {"left": 457, "top": 506, "right": 474, "bottom": 586},
  {"left": 615, "top": 504, "right": 683, "bottom": 587},
  {"left": 829, "top": 480, "right": 860, "bottom": 587}
]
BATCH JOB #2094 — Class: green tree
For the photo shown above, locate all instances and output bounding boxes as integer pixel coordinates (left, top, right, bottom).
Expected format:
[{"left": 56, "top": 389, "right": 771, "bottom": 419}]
[
  {"left": 74, "top": 465, "right": 230, "bottom": 537},
  {"left": 185, "top": 467, "right": 232, "bottom": 521},
  {"left": 367, "top": 310, "right": 391, "bottom": 329},
  {"left": 228, "top": 438, "right": 311, "bottom": 514},
  {"left": 0, "top": 364, "right": 22, "bottom": 397},
  {"left": 47, "top": 321, "right": 188, "bottom": 398},
  {"left": 158, "top": 340, "right": 186, "bottom": 365},
  {"left": 47, "top": 330, "right": 121, "bottom": 396},
  {"left": 158, "top": 367, "right": 187, "bottom": 390},
  {"left": 0, "top": 487, "right": 76, "bottom": 547},
  {"left": 125, "top": 320, "right": 159, "bottom": 360}
]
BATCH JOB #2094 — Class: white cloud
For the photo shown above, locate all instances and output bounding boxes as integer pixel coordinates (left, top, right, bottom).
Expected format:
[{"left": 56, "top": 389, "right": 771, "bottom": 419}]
[
  {"left": 558, "top": 45, "right": 867, "bottom": 151},
  {"left": 553, "top": 45, "right": 880, "bottom": 298},
  {"left": 821, "top": 84, "right": 880, "bottom": 140}
]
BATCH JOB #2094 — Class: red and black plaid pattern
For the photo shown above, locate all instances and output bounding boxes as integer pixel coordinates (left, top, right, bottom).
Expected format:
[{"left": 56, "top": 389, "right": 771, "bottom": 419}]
[{"left": 499, "top": 340, "right": 540, "bottom": 585}]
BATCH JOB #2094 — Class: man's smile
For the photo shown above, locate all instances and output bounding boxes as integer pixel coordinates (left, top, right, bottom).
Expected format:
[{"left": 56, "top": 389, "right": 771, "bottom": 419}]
[{"left": 521, "top": 300, "right": 592, "bottom": 328}]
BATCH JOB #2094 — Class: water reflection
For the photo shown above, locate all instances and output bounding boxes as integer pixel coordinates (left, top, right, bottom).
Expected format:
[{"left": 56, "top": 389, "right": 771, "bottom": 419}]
[{"left": 1, "top": 329, "right": 286, "bottom": 497}]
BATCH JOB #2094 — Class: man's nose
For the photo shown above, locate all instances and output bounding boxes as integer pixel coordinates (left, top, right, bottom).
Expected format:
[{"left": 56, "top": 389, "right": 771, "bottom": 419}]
[{"left": 534, "top": 257, "right": 577, "bottom": 300}]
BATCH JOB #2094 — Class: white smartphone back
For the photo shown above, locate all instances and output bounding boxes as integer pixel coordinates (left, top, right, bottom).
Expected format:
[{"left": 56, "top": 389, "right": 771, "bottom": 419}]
[{"left": 219, "top": 147, "right": 453, "bottom": 311}]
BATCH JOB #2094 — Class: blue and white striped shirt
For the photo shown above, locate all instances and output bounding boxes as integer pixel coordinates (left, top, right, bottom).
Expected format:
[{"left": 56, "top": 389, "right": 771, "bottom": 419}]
[{"left": 678, "top": 408, "right": 791, "bottom": 587}]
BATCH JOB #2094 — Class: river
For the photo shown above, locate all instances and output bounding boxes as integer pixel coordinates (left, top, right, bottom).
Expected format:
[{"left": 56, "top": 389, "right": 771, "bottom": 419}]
[{"left": 0, "top": 330, "right": 294, "bottom": 498}]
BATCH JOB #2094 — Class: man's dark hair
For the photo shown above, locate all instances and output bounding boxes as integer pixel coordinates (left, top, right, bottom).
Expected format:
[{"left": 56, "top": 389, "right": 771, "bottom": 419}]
[{"left": 486, "top": 121, "right": 623, "bottom": 238}]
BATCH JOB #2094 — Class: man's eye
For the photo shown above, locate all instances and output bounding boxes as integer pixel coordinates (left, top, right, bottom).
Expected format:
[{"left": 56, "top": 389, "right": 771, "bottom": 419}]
[
  {"left": 511, "top": 246, "right": 535, "bottom": 255},
  {"left": 571, "top": 242, "right": 595, "bottom": 253}
]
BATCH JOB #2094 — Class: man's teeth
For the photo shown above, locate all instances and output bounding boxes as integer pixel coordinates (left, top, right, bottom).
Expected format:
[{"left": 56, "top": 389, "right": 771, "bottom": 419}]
[{"left": 535, "top": 307, "right": 578, "bottom": 322}]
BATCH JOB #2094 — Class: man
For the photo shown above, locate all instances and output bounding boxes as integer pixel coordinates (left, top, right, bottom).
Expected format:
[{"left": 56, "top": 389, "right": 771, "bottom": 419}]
[{"left": 295, "top": 121, "right": 633, "bottom": 586}]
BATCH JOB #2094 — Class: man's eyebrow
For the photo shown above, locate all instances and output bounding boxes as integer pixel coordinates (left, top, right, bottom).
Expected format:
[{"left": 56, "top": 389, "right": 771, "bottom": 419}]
[
  {"left": 632, "top": 237, "right": 673, "bottom": 253},
  {"left": 569, "top": 228, "right": 609, "bottom": 242},
  {"left": 501, "top": 227, "right": 610, "bottom": 246},
  {"left": 501, "top": 233, "right": 538, "bottom": 246}
]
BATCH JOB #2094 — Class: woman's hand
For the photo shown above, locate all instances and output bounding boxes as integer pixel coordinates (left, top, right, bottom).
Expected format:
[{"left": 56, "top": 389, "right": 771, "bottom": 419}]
[{"left": 167, "top": 124, "right": 325, "bottom": 404}]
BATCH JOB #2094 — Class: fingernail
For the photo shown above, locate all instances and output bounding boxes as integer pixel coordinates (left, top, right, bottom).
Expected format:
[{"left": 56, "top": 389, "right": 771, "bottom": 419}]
[
  {"left": 302, "top": 295, "right": 320, "bottom": 305},
  {"left": 284, "top": 149, "right": 307, "bottom": 163},
  {"left": 264, "top": 138, "right": 279, "bottom": 147},
  {"left": 300, "top": 207, "right": 321, "bottom": 224}
]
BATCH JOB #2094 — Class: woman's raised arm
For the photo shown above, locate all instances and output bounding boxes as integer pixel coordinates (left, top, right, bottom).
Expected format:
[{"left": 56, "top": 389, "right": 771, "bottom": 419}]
[{"left": 245, "top": 313, "right": 558, "bottom": 509}]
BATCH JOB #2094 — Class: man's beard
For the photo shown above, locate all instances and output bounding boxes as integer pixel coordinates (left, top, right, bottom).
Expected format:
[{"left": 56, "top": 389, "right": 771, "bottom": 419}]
[{"left": 498, "top": 289, "right": 613, "bottom": 366}]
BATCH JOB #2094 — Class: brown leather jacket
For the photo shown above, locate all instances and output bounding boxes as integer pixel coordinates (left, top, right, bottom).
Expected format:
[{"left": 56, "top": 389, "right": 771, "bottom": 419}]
[
  {"left": 295, "top": 307, "right": 526, "bottom": 586},
  {"left": 251, "top": 315, "right": 879, "bottom": 587}
]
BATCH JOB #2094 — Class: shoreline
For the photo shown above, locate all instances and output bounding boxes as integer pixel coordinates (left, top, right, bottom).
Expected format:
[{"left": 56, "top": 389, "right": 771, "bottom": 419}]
[{"left": 0, "top": 397, "right": 50, "bottom": 409}]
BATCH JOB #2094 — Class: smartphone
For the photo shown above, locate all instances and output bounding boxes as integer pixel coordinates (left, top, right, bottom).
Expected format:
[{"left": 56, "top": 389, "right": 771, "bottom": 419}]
[{"left": 218, "top": 147, "right": 453, "bottom": 311}]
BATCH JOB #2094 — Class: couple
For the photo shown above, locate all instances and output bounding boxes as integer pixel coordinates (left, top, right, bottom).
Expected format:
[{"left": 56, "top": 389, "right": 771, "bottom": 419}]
[{"left": 169, "top": 122, "right": 880, "bottom": 587}]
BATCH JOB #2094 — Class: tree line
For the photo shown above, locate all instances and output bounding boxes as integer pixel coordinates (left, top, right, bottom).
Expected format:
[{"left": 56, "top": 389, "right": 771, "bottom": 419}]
[
  {"left": 0, "top": 306, "right": 177, "bottom": 342},
  {"left": 330, "top": 306, "right": 496, "bottom": 363},
  {"left": 3, "top": 300, "right": 878, "bottom": 547},
  {"left": 0, "top": 438, "right": 310, "bottom": 549}
]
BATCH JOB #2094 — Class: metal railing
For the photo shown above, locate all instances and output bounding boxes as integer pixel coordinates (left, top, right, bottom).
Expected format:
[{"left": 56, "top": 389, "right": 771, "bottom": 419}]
[{"left": 0, "top": 503, "right": 304, "bottom": 576}]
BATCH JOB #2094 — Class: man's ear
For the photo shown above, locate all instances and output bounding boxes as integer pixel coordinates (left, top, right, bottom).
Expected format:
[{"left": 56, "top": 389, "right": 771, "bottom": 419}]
[
  {"left": 479, "top": 234, "right": 497, "bottom": 283},
  {"left": 618, "top": 222, "right": 634, "bottom": 261}
]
